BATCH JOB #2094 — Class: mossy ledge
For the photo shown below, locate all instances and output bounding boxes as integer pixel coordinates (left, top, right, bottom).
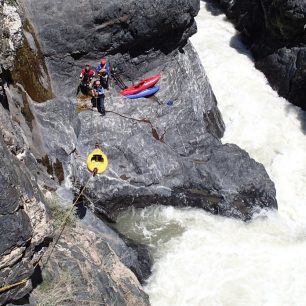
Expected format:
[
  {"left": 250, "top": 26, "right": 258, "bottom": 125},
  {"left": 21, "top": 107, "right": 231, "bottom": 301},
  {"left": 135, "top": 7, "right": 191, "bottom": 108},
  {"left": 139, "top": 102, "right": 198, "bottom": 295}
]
[{"left": 11, "top": 19, "right": 53, "bottom": 102}]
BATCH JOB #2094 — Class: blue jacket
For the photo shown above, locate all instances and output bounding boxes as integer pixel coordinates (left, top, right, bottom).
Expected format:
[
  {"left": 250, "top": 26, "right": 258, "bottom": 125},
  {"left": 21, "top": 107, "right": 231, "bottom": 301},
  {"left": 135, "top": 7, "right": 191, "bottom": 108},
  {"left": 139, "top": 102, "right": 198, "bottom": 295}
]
[
  {"left": 94, "top": 85, "right": 104, "bottom": 96},
  {"left": 95, "top": 63, "right": 110, "bottom": 75}
]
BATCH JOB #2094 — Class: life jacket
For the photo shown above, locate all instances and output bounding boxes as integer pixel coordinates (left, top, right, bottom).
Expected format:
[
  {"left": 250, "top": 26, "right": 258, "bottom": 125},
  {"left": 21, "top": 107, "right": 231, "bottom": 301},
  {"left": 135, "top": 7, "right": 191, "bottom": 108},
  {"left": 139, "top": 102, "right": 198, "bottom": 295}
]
[
  {"left": 81, "top": 69, "right": 94, "bottom": 83},
  {"left": 93, "top": 84, "right": 104, "bottom": 96},
  {"left": 95, "top": 63, "right": 111, "bottom": 75}
]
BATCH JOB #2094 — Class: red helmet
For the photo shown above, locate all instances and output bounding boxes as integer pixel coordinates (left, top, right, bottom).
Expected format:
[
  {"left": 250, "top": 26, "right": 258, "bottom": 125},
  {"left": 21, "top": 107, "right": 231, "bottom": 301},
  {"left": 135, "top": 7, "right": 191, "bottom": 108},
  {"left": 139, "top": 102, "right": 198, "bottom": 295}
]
[{"left": 100, "top": 58, "right": 107, "bottom": 65}]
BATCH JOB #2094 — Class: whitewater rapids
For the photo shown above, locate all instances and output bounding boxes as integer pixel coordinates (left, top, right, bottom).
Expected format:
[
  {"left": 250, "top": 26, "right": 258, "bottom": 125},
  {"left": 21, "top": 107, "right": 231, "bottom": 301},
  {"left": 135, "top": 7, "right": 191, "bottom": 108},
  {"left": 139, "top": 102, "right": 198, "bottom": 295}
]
[{"left": 116, "top": 1, "right": 306, "bottom": 305}]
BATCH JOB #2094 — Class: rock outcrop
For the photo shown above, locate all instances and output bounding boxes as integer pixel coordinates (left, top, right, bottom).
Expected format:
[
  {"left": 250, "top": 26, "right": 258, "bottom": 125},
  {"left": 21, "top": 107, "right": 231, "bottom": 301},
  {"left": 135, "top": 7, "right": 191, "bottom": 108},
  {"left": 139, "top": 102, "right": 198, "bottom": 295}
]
[
  {"left": 214, "top": 0, "right": 306, "bottom": 110},
  {"left": 28, "top": 221, "right": 150, "bottom": 306},
  {"left": 0, "top": 0, "right": 278, "bottom": 304},
  {"left": 71, "top": 42, "right": 276, "bottom": 222},
  {"left": 19, "top": 0, "right": 276, "bottom": 221},
  {"left": 0, "top": 1, "right": 152, "bottom": 304}
]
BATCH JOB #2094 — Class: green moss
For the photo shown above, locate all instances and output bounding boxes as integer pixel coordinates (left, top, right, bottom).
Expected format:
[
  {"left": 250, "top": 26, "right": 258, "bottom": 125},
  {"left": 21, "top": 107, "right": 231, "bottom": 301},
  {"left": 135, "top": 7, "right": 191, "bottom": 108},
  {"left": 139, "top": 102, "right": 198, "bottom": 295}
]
[
  {"left": 4, "top": 0, "right": 17, "bottom": 6},
  {"left": 11, "top": 19, "right": 53, "bottom": 102},
  {"left": 45, "top": 197, "right": 78, "bottom": 229}
]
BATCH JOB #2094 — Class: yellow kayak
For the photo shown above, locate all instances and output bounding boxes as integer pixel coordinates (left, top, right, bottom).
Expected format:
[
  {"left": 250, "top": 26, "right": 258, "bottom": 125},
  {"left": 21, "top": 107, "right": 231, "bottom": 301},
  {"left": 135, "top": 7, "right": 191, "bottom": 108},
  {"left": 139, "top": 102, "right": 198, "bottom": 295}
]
[{"left": 86, "top": 148, "right": 108, "bottom": 174}]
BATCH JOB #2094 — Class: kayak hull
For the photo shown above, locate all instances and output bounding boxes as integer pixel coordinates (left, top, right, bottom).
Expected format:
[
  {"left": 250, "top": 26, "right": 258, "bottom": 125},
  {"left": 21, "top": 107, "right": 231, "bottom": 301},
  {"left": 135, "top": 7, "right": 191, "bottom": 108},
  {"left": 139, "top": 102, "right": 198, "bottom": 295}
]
[
  {"left": 127, "top": 86, "right": 160, "bottom": 99},
  {"left": 120, "top": 74, "right": 160, "bottom": 96}
]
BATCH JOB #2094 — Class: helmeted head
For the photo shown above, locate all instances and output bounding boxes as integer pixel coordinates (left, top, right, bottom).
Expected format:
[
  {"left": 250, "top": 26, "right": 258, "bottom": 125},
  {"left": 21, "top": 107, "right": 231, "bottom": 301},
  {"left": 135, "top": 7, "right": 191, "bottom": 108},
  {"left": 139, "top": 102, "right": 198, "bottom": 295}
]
[
  {"left": 100, "top": 58, "right": 107, "bottom": 65},
  {"left": 85, "top": 64, "right": 90, "bottom": 72}
]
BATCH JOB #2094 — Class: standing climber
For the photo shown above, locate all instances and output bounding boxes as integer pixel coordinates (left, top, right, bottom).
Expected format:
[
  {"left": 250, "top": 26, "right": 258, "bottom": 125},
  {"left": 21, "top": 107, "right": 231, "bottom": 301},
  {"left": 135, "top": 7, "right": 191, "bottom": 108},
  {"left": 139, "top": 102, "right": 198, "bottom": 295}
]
[
  {"left": 95, "top": 58, "right": 111, "bottom": 90},
  {"left": 77, "top": 64, "right": 95, "bottom": 95},
  {"left": 91, "top": 80, "right": 106, "bottom": 116}
]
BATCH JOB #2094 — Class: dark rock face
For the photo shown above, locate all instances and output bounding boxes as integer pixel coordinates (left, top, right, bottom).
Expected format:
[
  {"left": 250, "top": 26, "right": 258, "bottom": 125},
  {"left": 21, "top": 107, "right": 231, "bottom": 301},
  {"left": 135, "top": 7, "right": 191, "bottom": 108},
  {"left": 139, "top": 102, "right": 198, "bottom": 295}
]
[
  {"left": 214, "top": 0, "right": 306, "bottom": 110},
  {"left": 0, "top": 130, "right": 52, "bottom": 305},
  {"left": 20, "top": 0, "right": 200, "bottom": 97}
]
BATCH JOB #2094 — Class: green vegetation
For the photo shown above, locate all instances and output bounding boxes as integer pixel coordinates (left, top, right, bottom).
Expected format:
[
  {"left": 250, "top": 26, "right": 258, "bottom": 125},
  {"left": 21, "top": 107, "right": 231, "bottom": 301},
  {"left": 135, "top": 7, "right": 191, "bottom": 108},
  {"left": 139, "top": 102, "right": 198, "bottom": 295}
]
[
  {"left": 45, "top": 196, "right": 78, "bottom": 230},
  {"left": 4, "top": 0, "right": 17, "bottom": 6},
  {"left": 35, "top": 271, "right": 78, "bottom": 305},
  {"left": 34, "top": 266, "right": 102, "bottom": 305}
]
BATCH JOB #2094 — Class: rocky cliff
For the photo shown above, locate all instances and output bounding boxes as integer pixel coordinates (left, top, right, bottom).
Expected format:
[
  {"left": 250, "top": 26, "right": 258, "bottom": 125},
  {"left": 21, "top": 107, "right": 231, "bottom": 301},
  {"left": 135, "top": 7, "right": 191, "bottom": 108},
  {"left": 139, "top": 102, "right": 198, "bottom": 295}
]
[
  {"left": 0, "top": 0, "right": 277, "bottom": 304},
  {"left": 0, "top": 1, "right": 151, "bottom": 304},
  {"left": 214, "top": 0, "right": 306, "bottom": 110},
  {"left": 20, "top": 0, "right": 276, "bottom": 222}
]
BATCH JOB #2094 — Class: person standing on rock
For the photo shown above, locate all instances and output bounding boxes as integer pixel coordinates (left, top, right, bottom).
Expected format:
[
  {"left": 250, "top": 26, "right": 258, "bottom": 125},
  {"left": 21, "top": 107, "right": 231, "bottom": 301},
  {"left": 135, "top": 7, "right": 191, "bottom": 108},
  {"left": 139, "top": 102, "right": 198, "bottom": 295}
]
[
  {"left": 78, "top": 64, "right": 95, "bottom": 95},
  {"left": 95, "top": 58, "right": 111, "bottom": 90},
  {"left": 91, "top": 80, "right": 106, "bottom": 116}
]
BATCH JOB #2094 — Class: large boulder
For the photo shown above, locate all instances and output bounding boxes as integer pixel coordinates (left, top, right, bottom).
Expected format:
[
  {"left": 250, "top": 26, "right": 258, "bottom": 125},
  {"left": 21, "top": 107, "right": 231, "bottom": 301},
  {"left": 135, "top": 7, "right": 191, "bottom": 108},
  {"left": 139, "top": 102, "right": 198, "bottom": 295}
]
[
  {"left": 18, "top": 0, "right": 277, "bottom": 221},
  {"left": 214, "top": 0, "right": 306, "bottom": 110},
  {"left": 71, "top": 42, "right": 276, "bottom": 222}
]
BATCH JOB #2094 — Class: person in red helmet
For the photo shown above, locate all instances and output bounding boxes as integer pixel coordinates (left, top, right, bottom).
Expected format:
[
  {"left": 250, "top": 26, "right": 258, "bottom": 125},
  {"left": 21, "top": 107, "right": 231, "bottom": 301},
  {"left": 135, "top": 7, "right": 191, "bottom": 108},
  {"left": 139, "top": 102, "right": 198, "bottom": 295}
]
[{"left": 95, "top": 58, "right": 111, "bottom": 90}]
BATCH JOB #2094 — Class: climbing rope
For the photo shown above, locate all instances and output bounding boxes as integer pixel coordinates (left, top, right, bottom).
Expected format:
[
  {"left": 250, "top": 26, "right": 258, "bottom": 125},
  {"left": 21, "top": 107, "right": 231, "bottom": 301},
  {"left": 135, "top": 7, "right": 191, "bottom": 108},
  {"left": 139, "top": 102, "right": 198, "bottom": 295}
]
[
  {"left": 0, "top": 279, "right": 28, "bottom": 294},
  {"left": 106, "top": 110, "right": 150, "bottom": 123},
  {"left": 0, "top": 173, "right": 94, "bottom": 294}
]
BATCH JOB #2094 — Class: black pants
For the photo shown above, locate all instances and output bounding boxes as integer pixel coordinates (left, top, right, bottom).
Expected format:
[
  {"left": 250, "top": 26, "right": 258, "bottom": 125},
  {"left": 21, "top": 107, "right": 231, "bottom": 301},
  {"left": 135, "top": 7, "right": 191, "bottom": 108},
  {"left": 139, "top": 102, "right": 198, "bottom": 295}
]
[
  {"left": 100, "top": 76, "right": 109, "bottom": 90},
  {"left": 96, "top": 94, "right": 105, "bottom": 114},
  {"left": 77, "top": 82, "right": 90, "bottom": 95}
]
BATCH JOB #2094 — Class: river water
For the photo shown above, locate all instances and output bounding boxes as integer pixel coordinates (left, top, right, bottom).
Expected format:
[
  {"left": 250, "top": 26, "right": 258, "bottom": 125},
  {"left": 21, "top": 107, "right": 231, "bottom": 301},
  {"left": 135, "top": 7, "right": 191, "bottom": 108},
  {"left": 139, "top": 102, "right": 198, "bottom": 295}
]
[{"left": 116, "top": 1, "right": 306, "bottom": 305}]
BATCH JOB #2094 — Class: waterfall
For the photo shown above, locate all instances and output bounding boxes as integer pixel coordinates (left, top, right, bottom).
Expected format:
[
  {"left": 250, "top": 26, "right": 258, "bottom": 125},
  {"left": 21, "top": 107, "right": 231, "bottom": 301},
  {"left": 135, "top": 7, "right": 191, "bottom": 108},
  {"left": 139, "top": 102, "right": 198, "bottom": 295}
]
[{"left": 116, "top": 2, "right": 306, "bottom": 305}]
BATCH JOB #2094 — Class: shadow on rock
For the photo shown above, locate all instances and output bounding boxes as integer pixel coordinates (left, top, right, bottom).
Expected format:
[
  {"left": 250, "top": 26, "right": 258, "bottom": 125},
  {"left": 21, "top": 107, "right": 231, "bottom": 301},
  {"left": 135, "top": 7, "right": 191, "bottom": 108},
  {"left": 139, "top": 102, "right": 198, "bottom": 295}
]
[
  {"left": 285, "top": 103, "right": 306, "bottom": 136},
  {"left": 202, "top": 0, "right": 223, "bottom": 16},
  {"left": 75, "top": 202, "right": 87, "bottom": 219},
  {"left": 229, "top": 34, "right": 254, "bottom": 60}
]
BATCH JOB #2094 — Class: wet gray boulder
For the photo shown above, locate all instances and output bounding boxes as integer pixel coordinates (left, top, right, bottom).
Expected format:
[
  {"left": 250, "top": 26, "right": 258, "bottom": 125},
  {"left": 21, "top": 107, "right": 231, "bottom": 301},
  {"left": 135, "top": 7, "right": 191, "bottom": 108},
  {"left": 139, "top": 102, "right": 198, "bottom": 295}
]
[
  {"left": 214, "top": 0, "right": 306, "bottom": 110},
  {"left": 18, "top": 0, "right": 277, "bottom": 221},
  {"left": 70, "top": 42, "right": 276, "bottom": 222}
]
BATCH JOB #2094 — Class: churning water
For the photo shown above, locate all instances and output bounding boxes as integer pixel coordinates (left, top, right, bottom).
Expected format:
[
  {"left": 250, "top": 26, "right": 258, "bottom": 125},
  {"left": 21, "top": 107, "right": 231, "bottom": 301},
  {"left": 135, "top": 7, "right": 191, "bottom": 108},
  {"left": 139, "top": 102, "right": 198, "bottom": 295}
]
[{"left": 116, "top": 1, "right": 306, "bottom": 305}]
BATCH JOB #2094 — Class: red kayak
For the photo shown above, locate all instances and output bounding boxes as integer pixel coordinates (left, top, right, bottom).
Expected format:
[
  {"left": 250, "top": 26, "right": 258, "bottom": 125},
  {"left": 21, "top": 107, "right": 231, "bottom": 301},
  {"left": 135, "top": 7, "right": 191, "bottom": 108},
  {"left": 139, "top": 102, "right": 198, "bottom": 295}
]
[{"left": 120, "top": 74, "right": 161, "bottom": 96}]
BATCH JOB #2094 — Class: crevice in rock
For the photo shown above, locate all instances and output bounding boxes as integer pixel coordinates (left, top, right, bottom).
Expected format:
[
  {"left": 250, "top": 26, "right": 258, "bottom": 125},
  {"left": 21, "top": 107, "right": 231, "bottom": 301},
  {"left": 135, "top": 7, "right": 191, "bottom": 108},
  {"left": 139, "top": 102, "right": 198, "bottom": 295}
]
[
  {"left": 107, "top": 110, "right": 166, "bottom": 143},
  {"left": 36, "top": 155, "right": 64, "bottom": 184},
  {"left": 0, "top": 66, "right": 12, "bottom": 111},
  {"left": 19, "top": 89, "right": 34, "bottom": 131}
]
